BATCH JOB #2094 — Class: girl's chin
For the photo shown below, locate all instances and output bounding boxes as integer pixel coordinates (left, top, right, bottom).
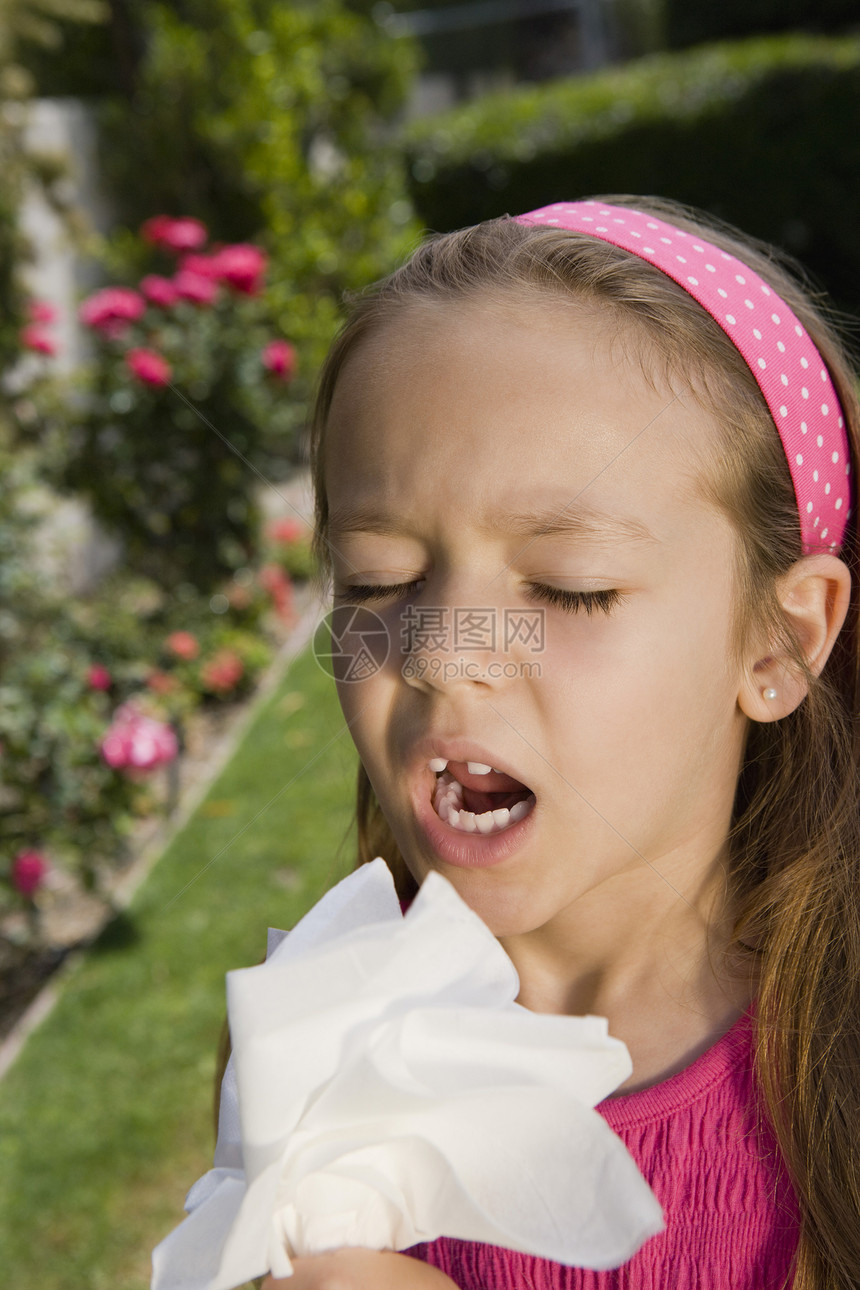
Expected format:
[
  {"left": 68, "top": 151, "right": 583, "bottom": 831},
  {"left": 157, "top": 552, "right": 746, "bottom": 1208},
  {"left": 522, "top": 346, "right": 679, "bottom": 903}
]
[{"left": 426, "top": 872, "right": 563, "bottom": 941}]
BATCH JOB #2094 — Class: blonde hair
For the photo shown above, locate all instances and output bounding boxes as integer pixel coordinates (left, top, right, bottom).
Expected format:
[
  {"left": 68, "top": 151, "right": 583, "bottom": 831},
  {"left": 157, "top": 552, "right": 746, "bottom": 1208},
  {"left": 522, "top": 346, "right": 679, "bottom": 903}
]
[{"left": 308, "top": 196, "right": 860, "bottom": 1289}]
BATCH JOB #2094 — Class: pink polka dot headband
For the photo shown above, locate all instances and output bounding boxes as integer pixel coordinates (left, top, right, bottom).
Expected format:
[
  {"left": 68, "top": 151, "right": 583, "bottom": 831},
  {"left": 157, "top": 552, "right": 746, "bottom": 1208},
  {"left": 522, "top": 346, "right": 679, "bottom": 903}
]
[{"left": 514, "top": 200, "right": 853, "bottom": 553}]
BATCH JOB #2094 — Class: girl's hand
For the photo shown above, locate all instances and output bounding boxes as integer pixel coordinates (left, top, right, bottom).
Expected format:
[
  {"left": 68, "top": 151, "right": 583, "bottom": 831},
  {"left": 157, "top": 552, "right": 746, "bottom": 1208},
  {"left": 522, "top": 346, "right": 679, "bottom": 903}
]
[{"left": 260, "top": 1248, "right": 459, "bottom": 1289}]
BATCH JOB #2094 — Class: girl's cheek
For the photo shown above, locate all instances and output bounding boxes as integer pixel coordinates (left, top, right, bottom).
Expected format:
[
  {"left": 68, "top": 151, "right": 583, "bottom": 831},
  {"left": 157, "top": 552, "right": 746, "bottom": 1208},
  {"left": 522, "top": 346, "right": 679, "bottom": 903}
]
[{"left": 541, "top": 614, "right": 631, "bottom": 676}]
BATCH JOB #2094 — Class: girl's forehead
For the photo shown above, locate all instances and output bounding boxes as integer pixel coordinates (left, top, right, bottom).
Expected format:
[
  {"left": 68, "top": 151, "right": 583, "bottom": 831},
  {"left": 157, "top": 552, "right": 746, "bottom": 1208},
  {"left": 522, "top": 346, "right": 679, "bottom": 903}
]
[
  {"left": 323, "top": 294, "right": 721, "bottom": 543},
  {"left": 347, "top": 289, "right": 615, "bottom": 355},
  {"left": 328, "top": 291, "right": 663, "bottom": 423},
  {"left": 328, "top": 286, "right": 717, "bottom": 433}
]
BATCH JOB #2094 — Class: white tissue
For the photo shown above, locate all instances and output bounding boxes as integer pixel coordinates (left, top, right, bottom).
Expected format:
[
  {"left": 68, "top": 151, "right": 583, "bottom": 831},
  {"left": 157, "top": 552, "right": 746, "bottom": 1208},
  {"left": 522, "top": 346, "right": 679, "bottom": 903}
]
[{"left": 151, "top": 858, "right": 663, "bottom": 1289}]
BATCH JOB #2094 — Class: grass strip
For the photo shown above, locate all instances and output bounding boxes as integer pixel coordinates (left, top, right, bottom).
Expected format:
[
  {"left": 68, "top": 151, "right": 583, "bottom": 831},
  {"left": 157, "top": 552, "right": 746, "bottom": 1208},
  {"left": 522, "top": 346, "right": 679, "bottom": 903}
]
[{"left": 0, "top": 643, "right": 359, "bottom": 1290}]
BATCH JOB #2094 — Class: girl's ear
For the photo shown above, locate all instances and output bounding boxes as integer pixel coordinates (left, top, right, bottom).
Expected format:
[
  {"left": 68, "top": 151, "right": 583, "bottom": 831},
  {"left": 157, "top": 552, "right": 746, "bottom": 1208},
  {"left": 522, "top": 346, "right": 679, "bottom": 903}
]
[{"left": 738, "top": 553, "right": 852, "bottom": 722}]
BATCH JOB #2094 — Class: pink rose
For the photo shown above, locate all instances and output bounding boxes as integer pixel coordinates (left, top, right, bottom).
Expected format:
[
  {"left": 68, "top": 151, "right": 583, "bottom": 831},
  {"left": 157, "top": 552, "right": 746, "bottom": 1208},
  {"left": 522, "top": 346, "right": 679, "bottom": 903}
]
[
  {"left": 79, "top": 286, "right": 146, "bottom": 338},
  {"left": 20, "top": 324, "right": 57, "bottom": 355},
  {"left": 201, "top": 649, "right": 244, "bottom": 694},
  {"left": 262, "top": 339, "right": 297, "bottom": 381},
  {"left": 140, "top": 274, "right": 178, "bottom": 308},
  {"left": 268, "top": 517, "right": 305, "bottom": 543},
  {"left": 11, "top": 850, "right": 49, "bottom": 898},
  {"left": 173, "top": 269, "right": 218, "bottom": 306},
  {"left": 126, "top": 347, "right": 172, "bottom": 387},
  {"left": 100, "top": 706, "right": 178, "bottom": 773},
  {"left": 27, "top": 300, "right": 58, "bottom": 323},
  {"left": 141, "top": 215, "right": 208, "bottom": 252},
  {"left": 87, "top": 663, "right": 112, "bottom": 691},
  {"left": 127, "top": 719, "right": 178, "bottom": 769},
  {"left": 212, "top": 243, "right": 267, "bottom": 294},
  {"left": 100, "top": 724, "right": 135, "bottom": 769},
  {"left": 166, "top": 630, "right": 200, "bottom": 660},
  {"left": 178, "top": 253, "right": 222, "bottom": 279},
  {"left": 141, "top": 215, "right": 178, "bottom": 245}
]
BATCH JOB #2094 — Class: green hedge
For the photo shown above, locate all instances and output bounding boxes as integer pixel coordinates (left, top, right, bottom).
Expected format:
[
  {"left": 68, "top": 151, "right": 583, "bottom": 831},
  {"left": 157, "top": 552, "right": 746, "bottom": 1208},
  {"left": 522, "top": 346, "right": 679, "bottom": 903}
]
[{"left": 403, "top": 34, "right": 860, "bottom": 318}]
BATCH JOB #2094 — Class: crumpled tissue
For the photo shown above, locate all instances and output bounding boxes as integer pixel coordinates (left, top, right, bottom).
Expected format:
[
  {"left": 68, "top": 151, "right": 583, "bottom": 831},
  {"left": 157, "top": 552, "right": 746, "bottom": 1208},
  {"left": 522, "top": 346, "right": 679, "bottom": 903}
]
[{"left": 151, "top": 857, "right": 663, "bottom": 1289}]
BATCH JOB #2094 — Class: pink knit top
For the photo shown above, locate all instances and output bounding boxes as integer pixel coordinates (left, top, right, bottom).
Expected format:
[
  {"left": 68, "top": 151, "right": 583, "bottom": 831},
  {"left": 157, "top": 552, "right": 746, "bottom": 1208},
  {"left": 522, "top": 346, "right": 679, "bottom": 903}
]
[{"left": 404, "top": 1005, "right": 800, "bottom": 1289}]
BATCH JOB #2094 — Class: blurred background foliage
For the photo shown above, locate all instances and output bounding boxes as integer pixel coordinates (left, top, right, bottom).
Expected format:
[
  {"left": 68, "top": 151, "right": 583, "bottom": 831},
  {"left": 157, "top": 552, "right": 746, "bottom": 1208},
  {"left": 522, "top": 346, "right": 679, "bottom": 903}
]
[
  {"left": 9, "top": 0, "right": 860, "bottom": 372},
  {"left": 19, "top": 0, "right": 422, "bottom": 410}
]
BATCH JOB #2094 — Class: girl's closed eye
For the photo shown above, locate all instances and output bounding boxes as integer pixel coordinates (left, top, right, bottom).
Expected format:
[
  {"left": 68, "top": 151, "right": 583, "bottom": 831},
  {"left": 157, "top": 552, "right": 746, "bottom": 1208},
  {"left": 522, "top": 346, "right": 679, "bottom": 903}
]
[
  {"left": 333, "top": 581, "right": 624, "bottom": 615},
  {"left": 523, "top": 584, "right": 624, "bottom": 615},
  {"left": 333, "top": 580, "right": 424, "bottom": 603}
]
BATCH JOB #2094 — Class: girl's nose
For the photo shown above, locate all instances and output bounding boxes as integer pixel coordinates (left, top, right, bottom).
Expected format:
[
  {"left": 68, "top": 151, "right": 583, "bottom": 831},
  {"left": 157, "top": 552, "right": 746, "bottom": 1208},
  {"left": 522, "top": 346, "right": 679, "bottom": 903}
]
[{"left": 397, "top": 586, "right": 536, "bottom": 694}]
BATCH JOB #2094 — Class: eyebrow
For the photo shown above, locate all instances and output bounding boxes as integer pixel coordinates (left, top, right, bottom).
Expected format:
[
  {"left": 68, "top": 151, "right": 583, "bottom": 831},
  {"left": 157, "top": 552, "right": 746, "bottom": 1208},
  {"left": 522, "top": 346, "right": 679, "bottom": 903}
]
[{"left": 327, "top": 501, "right": 658, "bottom": 546}]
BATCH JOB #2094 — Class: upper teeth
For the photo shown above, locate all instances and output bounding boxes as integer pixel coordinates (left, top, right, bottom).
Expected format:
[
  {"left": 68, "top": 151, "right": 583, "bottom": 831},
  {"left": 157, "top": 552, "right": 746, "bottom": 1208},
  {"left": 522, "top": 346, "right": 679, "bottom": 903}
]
[{"left": 427, "top": 758, "right": 502, "bottom": 775}]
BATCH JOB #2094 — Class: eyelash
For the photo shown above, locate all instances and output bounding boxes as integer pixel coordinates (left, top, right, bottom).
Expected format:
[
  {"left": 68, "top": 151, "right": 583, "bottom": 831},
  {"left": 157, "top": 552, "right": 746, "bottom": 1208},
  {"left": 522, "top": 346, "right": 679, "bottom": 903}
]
[
  {"left": 334, "top": 581, "right": 623, "bottom": 615},
  {"left": 526, "top": 585, "right": 623, "bottom": 615}
]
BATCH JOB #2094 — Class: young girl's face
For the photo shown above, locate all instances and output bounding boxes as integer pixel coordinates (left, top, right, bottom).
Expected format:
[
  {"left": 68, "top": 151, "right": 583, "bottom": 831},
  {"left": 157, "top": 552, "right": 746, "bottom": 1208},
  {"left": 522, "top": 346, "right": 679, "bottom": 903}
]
[{"left": 323, "top": 293, "right": 755, "bottom": 939}]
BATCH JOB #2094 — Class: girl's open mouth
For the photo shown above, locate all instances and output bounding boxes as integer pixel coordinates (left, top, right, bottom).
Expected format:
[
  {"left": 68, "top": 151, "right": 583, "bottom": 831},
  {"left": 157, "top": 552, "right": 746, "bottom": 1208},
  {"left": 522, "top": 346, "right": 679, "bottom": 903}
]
[
  {"left": 408, "top": 746, "right": 539, "bottom": 869},
  {"left": 429, "top": 759, "right": 537, "bottom": 835}
]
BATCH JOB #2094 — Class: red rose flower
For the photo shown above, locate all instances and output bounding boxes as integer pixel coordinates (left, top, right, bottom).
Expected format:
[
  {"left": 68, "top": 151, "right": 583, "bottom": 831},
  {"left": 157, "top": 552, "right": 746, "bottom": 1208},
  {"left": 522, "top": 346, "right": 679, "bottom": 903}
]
[
  {"left": 87, "top": 663, "right": 112, "bottom": 691},
  {"left": 147, "top": 669, "right": 180, "bottom": 695},
  {"left": 11, "top": 849, "right": 49, "bottom": 898},
  {"left": 126, "top": 347, "right": 172, "bottom": 387},
  {"left": 262, "top": 339, "right": 297, "bottom": 381},
  {"left": 166, "top": 630, "right": 200, "bottom": 660},
  {"left": 140, "top": 275, "right": 178, "bottom": 308},
  {"left": 173, "top": 269, "right": 218, "bottom": 306},
  {"left": 79, "top": 286, "right": 146, "bottom": 338},
  {"left": 268, "top": 517, "right": 305, "bottom": 543},
  {"left": 141, "top": 215, "right": 208, "bottom": 252},
  {"left": 212, "top": 243, "right": 267, "bottom": 294},
  {"left": 141, "top": 215, "right": 177, "bottom": 245},
  {"left": 178, "top": 253, "right": 222, "bottom": 279},
  {"left": 20, "top": 324, "right": 57, "bottom": 355},
  {"left": 27, "top": 300, "right": 58, "bottom": 323},
  {"left": 201, "top": 649, "right": 244, "bottom": 694}
]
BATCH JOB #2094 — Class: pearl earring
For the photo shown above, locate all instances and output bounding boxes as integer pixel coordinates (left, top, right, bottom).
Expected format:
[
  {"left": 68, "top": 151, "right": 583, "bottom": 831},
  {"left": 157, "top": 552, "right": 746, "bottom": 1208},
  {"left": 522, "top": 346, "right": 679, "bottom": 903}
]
[{"left": 762, "top": 687, "right": 778, "bottom": 701}]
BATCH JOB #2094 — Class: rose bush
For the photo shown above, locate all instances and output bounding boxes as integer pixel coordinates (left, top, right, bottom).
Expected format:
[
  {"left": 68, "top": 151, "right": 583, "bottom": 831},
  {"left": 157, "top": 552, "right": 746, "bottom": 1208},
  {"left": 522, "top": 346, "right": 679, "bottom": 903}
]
[
  {"left": 0, "top": 470, "right": 307, "bottom": 936},
  {"left": 0, "top": 566, "right": 287, "bottom": 931},
  {"left": 38, "top": 214, "right": 302, "bottom": 593}
]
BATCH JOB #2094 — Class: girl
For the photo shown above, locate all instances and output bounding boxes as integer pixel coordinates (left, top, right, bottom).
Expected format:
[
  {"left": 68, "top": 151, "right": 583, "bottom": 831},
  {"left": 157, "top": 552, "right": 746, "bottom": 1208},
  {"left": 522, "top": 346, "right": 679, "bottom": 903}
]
[{"left": 260, "top": 195, "right": 860, "bottom": 1290}]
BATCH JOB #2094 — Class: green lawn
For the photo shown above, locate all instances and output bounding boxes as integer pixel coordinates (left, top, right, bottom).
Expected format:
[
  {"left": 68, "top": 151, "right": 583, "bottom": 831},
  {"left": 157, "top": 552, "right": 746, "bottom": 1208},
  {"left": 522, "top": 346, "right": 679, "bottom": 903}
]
[{"left": 0, "top": 643, "right": 360, "bottom": 1290}]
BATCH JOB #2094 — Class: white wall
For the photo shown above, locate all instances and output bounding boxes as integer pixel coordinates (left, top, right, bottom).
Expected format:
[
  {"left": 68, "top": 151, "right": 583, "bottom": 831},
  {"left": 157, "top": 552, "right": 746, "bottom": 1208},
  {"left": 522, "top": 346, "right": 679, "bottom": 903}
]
[{"left": 18, "top": 98, "right": 121, "bottom": 596}]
